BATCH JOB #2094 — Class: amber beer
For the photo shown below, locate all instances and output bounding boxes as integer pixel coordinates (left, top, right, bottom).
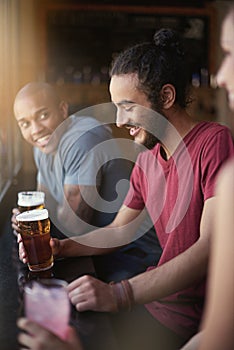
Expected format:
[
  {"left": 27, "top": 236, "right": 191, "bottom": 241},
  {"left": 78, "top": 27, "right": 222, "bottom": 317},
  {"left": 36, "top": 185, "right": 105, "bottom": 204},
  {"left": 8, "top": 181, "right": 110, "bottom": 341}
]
[
  {"left": 17, "top": 191, "right": 45, "bottom": 213},
  {"left": 16, "top": 209, "right": 53, "bottom": 272}
]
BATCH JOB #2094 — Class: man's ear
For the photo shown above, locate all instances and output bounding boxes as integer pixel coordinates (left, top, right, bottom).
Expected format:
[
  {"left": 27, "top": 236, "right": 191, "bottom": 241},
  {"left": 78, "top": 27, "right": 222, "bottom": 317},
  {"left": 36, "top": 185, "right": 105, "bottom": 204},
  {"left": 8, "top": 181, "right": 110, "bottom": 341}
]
[
  {"left": 59, "top": 101, "right": 69, "bottom": 119},
  {"left": 160, "top": 84, "right": 176, "bottom": 109}
]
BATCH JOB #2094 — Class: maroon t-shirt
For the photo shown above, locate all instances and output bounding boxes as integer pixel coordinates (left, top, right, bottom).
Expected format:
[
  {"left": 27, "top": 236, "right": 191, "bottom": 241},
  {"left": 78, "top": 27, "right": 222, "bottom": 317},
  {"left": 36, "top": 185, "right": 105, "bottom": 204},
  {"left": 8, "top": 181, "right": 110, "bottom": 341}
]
[{"left": 124, "top": 121, "right": 234, "bottom": 338}]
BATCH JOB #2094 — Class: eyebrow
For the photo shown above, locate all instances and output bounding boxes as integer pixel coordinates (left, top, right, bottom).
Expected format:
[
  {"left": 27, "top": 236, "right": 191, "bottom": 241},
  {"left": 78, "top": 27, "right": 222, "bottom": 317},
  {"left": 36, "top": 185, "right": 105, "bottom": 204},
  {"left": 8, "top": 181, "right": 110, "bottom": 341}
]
[
  {"left": 116, "top": 100, "right": 135, "bottom": 106},
  {"left": 16, "top": 107, "right": 48, "bottom": 122},
  {"left": 16, "top": 116, "right": 27, "bottom": 123}
]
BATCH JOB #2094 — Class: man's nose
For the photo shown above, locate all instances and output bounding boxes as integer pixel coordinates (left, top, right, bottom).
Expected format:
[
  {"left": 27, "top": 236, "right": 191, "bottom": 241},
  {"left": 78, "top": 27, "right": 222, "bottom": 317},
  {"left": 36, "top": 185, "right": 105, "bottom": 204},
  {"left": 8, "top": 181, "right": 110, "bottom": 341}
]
[
  {"left": 31, "top": 120, "right": 43, "bottom": 134},
  {"left": 116, "top": 110, "right": 127, "bottom": 128}
]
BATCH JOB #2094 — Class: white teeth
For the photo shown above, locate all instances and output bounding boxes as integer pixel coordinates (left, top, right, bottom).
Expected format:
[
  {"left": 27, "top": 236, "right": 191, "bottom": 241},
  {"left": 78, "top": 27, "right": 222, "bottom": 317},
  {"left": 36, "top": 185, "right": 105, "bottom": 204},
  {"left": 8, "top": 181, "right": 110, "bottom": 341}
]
[{"left": 36, "top": 135, "right": 49, "bottom": 143}]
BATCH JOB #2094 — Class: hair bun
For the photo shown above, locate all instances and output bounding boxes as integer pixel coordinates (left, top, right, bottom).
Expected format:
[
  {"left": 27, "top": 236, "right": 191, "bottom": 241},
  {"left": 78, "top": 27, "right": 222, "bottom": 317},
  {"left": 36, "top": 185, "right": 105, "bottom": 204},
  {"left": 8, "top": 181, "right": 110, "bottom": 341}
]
[{"left": 153, "top": 28, "right": 185, "bottom": 56}]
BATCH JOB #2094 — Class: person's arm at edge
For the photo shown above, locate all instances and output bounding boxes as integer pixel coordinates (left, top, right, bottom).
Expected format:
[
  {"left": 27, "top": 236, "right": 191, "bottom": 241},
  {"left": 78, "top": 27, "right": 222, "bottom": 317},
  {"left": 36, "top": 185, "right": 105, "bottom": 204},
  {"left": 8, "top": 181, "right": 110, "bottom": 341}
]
[{"left": 198, "top": 161, "right": 234, "bottom": 350}]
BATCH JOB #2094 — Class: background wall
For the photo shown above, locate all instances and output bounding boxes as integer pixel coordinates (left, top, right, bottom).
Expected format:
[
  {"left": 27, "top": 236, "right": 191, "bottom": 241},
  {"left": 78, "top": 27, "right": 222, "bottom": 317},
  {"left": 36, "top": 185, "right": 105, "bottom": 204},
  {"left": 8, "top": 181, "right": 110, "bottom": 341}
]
[{"left": 0, "top": 0, "right": 232, "bottom": 207}]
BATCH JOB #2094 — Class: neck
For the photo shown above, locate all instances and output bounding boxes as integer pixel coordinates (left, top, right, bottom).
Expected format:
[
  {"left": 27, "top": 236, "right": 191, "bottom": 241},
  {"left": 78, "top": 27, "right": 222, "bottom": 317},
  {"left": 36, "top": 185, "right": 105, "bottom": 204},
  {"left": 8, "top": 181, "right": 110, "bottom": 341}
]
[{"left": 160, "top": 107, "right": 198, "bottom": 159}]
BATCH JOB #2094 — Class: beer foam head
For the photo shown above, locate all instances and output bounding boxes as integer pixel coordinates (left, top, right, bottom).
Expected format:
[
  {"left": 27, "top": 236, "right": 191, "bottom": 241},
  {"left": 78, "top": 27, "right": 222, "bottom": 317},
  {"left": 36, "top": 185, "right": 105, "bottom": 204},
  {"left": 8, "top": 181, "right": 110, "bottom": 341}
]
[
  {"left": 16, "top": 209, "right": 49, "bottom": 222},
  {"left": 18, "top": 191, "right": 45, "bottom": 207}
]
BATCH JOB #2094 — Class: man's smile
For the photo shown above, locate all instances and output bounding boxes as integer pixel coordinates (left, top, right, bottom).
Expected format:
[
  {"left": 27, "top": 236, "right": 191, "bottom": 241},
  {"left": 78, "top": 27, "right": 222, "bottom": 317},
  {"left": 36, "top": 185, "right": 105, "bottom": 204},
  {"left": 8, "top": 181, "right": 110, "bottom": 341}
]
[{"left": 34, "top": 134, "right": 51, "bottom": 147}]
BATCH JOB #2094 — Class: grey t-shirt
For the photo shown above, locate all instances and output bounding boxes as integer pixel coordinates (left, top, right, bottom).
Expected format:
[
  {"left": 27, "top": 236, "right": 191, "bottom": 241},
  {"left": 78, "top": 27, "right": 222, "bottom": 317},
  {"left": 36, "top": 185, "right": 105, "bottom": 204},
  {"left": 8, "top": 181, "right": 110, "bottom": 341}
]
[{"left": 34, "top": 114, "right": 132, "bottom": 228}]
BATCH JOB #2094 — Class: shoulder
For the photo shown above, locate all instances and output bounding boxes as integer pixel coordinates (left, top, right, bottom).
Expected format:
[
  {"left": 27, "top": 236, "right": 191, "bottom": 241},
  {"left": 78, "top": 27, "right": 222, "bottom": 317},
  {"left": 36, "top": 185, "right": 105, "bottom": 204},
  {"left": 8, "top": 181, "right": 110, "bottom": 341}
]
[
  {"left": 221, "top": 157, "right": 234, "bottom": 175},
  {"left": 189, "top": 122, "right": 233, "bottom": 156},
  {"left": 65, "top": 115, "right": 102, "bottom": 134},
  {"left": 209, "top": 121, "right": 233, "bottom": 138},
  {"left": 65, "top": 115, "right": 112, "bottom": 140},
  {"left": 216, "top": 158, "right": 234, "bottom": 195},
  {"left": 60, "top": 115, "right": 113, "bottom": 151},
  {"left": 33, "top": 147, "right": 42, "bottom": 160},
  {"left": 194, "top": 121, "right": 232, "bottom": 138}
]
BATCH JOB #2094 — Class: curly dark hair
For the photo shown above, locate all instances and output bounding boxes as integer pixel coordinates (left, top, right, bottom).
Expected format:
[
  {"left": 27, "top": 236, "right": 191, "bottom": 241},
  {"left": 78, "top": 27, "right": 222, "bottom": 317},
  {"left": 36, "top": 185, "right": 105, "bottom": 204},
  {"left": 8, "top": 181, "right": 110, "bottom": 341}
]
[{"left": 110, "top": 28, "right": 191, "bottom": 110}]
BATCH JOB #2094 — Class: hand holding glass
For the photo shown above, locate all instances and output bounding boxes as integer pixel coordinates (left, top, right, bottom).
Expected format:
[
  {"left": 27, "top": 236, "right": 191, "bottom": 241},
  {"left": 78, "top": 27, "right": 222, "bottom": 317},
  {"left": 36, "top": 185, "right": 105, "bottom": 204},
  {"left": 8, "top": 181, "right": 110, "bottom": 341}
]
[
  {"left": 24, "top": 279, "right": 70, "bottom": 340},
  {"left": 16, "top": 209, "right": 53, "bottom": 271}
]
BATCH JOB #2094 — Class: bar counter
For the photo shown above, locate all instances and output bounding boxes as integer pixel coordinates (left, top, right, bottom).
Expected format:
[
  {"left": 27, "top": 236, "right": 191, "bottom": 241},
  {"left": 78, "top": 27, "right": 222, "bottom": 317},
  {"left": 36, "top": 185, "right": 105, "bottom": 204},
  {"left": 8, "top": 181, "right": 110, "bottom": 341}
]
[{"left": 0, "top": 214, "right": 119, "bottom": 350}]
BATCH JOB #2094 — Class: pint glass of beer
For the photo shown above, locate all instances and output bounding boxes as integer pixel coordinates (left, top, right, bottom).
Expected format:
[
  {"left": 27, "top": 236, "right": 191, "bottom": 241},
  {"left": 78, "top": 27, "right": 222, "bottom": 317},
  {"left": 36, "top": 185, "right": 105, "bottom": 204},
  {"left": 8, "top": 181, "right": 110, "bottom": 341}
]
[
  {"left": 16, "top": 209, "right": 54, "bottom": 272},
  {"left": 17, "top": 191, "right": 45, "bottom": 213}
]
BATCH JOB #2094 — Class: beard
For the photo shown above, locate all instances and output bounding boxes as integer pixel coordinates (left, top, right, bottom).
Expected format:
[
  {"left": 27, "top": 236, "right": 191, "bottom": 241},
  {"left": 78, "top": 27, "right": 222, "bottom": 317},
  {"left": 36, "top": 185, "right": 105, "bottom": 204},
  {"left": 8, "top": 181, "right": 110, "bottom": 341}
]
[{"left": 143, "top": 131, "right": 160, "bottom": 150}]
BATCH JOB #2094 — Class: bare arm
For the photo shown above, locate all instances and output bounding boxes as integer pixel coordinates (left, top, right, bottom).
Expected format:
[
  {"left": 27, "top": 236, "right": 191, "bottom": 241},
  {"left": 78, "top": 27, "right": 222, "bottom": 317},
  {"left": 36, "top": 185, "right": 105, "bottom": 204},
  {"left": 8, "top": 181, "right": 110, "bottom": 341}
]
[
  {"left": 66, "top": 197, "right": 214, "bottom": 313},
  {"left": 53, "top": 204, "right": 145, "bottom": 257},
  {"left": 58, "top": 184, "right": 99, "bottom": 235},
  {"left": 180, "top": 331, "right": 203, "bottom": 350},
  {"left": 198, "top": 162, "right": 234, "bottom": 350},
  {"left": 129, "top": 196, "right": 215, "bottom": 303},
  {"left": 18, "top": 185, "right": 146, "bottom": 262}
]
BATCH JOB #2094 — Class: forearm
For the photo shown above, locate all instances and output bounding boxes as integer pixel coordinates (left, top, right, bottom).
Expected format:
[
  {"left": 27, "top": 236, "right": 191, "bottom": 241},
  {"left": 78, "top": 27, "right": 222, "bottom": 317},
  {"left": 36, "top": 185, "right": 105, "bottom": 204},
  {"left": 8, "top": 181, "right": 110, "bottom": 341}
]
[
  {"left": 54, "top": 203, "right": 145, "bottom": 258},
  {"left": 58, "top": 215, "right": 143, "bottom": 257},
  {"left": 129, "top": 237, "right": 209, "bottom": 304},
  {"left": 59, "top": 234, "right": 118, "bottom": 257}
]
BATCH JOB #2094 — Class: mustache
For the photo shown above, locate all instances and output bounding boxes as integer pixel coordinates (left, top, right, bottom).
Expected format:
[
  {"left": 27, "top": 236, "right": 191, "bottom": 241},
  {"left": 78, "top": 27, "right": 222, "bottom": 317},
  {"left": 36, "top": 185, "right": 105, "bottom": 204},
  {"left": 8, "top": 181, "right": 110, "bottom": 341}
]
[{"left": 125, "top": 123, "right": 141, "bottom": 129}]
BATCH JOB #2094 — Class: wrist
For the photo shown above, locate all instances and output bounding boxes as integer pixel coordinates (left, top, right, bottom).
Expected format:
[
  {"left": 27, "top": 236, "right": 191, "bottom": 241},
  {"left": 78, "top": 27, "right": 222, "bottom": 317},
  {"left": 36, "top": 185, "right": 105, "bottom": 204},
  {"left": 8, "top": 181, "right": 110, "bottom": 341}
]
[
  {"left": 60, "top": 238, "right": 72, "bottom": 258},
  {"left": 109, "top": 279, "right": 135, "bottom": 312}
]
